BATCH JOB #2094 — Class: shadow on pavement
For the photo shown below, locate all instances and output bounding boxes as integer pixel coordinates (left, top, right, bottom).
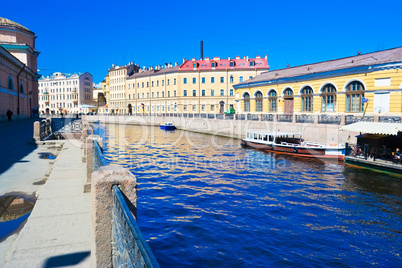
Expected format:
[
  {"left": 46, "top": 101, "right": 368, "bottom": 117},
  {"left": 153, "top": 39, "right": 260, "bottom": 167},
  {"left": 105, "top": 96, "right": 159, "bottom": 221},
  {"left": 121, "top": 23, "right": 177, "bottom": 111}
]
[
  {"left": 44, "top": 251, "right": 90, "bottom": 267},
  {"left": 0, "top": 119, "right": 39, "bottom": 175}
]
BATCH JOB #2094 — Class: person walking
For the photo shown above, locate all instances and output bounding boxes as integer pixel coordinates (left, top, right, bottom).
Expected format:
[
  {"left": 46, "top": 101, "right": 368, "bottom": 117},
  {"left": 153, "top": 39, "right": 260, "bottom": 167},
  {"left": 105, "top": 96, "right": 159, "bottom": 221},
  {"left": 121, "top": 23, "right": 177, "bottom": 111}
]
[{"left": 6, "top": 109, "right": 13, "bottom": 122}]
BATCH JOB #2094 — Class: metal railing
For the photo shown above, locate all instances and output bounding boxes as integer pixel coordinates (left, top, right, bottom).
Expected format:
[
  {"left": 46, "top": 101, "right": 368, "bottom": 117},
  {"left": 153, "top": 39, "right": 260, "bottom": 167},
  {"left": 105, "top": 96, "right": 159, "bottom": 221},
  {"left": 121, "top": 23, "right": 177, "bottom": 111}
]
[
  {"left": 296, "top": 114, "right": 314, "bottom": 123},
  {"left": 40, "top": 119, "right": 52, "bottom": 140},
  {"left": 277, "top": 114, "right": 292, "bottom": 122},
  {"left": 345, "top": 115, "right": 374, "bottom": 125},
  {"left": 112, "top": 185, "right": 160, "bottom": 268},
  {"left": 379, "top": 116, "right": 401, "bottom": 123},
  {"left": 93, "top": 140, "right": 107, "bottom": 172},
  {"left": 318, "top": 115, "right": 341, "bottom": 125}
]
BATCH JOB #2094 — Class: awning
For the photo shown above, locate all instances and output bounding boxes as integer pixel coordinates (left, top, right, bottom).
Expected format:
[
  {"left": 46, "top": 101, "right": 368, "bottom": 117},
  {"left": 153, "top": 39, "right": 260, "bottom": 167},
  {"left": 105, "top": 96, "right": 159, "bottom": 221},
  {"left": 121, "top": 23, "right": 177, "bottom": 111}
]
[{"left": 340, "top": 122, "right": 402, "bottom": 135}]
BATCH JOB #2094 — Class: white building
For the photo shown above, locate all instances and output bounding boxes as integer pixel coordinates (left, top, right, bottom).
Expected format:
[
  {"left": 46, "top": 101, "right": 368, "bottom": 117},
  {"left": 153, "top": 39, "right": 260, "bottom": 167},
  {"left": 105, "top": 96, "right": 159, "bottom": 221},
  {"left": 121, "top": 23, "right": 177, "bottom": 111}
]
[{"left": 38, "top": 72, "right": 93, "bottom": 115}]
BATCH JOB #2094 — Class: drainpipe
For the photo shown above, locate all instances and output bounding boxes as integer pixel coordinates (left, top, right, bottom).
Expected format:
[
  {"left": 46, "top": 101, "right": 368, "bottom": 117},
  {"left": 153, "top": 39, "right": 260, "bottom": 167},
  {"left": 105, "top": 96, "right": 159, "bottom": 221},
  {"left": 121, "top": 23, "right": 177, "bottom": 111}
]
[{"left": 16, "top": 64, "right": 26, "bottom": 115}]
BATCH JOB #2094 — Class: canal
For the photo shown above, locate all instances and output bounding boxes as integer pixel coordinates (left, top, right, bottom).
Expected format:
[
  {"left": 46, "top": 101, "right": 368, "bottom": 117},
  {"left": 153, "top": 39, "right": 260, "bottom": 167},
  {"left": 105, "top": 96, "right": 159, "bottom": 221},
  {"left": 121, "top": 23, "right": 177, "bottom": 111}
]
[{"left": 96, "top": 124, "right": 401, "bottom": 267}]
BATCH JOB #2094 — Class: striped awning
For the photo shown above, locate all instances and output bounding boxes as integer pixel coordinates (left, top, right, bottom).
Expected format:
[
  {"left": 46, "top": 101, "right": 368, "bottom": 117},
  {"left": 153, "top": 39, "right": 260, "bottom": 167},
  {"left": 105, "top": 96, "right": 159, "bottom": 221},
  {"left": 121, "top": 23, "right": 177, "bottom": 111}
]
[{"left": 340, "top": 122, "right": 402, "bottom": 135}]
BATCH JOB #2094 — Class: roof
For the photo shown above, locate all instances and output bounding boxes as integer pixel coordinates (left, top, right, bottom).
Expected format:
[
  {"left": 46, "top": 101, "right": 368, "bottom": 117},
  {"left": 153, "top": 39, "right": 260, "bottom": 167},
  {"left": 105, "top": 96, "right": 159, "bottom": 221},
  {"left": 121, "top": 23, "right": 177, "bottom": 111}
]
[
  {"left": 235, "top": 47, "right": 402, "bottom": 88},
  {"left": 0, "top": 17, "right": 32, "bottom": 33},
  {"left": 179, "top": 56, "right": 269, "bottom": 71},
  {"left": 340, "top": 122, "right": 402, "bottom": 135},
  {"left": 127, "top": 65, "right": 179, "bottom": 79}
]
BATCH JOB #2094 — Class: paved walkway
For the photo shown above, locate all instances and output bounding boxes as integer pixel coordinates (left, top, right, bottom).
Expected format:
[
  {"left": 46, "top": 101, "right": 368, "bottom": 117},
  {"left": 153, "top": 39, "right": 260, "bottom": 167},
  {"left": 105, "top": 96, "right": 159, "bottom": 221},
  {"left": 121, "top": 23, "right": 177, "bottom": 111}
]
[{"left": 2, "top": 136, "right": 91, "bottom": 267}]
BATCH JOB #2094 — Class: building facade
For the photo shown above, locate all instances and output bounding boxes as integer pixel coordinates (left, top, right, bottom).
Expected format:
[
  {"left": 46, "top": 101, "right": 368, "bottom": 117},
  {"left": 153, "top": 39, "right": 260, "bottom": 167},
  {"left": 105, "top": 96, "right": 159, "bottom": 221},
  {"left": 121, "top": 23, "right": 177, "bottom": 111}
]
[
  {"left": 38, "top": 72, "right": 93, "bottom": 115},
  {"left": 124, "top": 56, "right": 269, "bottom": 115},
  {"left": 234, "top": 47, "right": 402, "bottom": 117},
  {"left": 108, "top": 62, "right": 139, "bottom": 114},
  {"left": 0, "top": 17, "right": 40, "bottom": 120}
]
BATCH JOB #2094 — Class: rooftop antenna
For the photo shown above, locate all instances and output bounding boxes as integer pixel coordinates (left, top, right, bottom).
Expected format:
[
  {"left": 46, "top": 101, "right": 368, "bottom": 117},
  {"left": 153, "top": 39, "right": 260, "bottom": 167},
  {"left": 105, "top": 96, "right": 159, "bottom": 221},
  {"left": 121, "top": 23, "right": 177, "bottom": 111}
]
[{"left": 201, "top": 40, "right": 204, "bottom": 60}]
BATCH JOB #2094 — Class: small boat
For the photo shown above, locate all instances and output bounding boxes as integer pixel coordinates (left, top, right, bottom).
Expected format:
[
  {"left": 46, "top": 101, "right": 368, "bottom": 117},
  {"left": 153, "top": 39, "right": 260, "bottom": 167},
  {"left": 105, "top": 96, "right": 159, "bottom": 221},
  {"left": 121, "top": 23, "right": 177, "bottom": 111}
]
[
  {"left": 241, "top": 131, "right": 347, "bottom": 159},
  {"left": 160, "top": 122, "right": 176, "bottom": 131}
]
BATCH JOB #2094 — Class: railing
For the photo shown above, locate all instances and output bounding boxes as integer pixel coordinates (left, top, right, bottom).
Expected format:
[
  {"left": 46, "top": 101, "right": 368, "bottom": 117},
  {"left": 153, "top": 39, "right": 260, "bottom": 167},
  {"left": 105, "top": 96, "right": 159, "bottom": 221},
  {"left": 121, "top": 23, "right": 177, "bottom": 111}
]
[
  {"left": 277, "top": 114, "right": 292, "bottom": 122},
  {"left": 318, "top": 115, "right": 341, "bottom": 125},
  {"left": 296, "top": 114, "right": 314, "bottom": 123},
  {"left": 379, "top": 116, "right": 401, "bottom": 123},
  {"left": 236, "top": 114, "right": 246, "bottom": 120},
  {"left": 261, "top": 114, "right": 274, "bottom": 121},
  {"left": 40, "top": 119, "right": 52, "bottom": 140},
  {"left": 93, "top": 140, "right": 107, "bottom": 172},
  {"left": 112, "top": 185, "right": 160, "bottom": 268},
  {"left": 345, "top": 115, "right": 374, "bottom": 125}
]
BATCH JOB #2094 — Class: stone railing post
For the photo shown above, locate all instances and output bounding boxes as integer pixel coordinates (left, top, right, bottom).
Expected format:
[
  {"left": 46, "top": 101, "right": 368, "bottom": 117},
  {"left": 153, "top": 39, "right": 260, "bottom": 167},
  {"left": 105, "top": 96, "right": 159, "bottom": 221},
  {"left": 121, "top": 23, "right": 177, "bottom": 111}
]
[
  {"left": 91, "top": 165, "right": 137, "bottom": 268},
  {"left": 340, "top": 114, "right": 346, "bottom": 125},
  {"left": 33, "top": 121, "right": 40, "bottom": 141},
  {"left": 85, "top": 135, "right": 102, "bottom": 192}
]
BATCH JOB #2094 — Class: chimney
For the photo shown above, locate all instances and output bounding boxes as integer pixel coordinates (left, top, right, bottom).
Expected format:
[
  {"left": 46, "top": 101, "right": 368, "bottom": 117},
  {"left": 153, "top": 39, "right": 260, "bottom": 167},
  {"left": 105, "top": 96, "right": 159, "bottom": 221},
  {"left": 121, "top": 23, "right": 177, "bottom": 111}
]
[
  {"left": 256, "top": 55, "right": 261, "bottom": 59},
  {"left": 358, "top": 51, "right": 361, "bottom": 55},
  {"left": 201, "top": 40, "right": 204, "bottom": 60},
  {"left": 175, "top": 62, "right": 178, "bottom": 66},
  {"left": 236, "top": 56, "right": 240, "bottom": 59},
  {"left": 287, "top": 64, "right": 289, "bottom": 68}
]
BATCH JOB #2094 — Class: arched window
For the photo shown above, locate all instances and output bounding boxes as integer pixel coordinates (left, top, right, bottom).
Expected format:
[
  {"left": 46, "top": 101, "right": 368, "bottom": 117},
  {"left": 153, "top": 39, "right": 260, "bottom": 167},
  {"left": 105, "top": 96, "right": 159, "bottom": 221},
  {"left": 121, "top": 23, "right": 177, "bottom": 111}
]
[
  {"left": 301, "top": 86, "right": 313, "bottom": 112},
  {"left": 8, "top": 76, "right": 14, "bottom": 90},
  {"left": 255, "top": 91, "right": 263, "bottom": 112},
  {"left": 321, "top": 84, "right": 336, "bottom": 112},
  {"left": 284, "top": 88, "right": 293, "bottom": 98},
  {"left": 19, "top": 82, "right": 24, "bottom": 93},
  {"left": 244, "top": 92, "right": 250, "bottom": 112},
  {"left": 345, "top": 81, "right": 365, "bottom": 112},
  {"left": 268, "top": 90, "right": 277, "bottom": 112}
]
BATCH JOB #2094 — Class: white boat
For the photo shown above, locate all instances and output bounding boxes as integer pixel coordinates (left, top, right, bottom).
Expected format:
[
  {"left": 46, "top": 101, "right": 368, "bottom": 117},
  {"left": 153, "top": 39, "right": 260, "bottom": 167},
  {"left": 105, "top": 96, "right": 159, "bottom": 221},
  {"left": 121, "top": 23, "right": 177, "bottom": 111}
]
[
  {"left": 160, "top": 122, "right": 176, "bottom": 131},
  {"left": 241, "top": 131, "right": 347, "bottom": 159}
]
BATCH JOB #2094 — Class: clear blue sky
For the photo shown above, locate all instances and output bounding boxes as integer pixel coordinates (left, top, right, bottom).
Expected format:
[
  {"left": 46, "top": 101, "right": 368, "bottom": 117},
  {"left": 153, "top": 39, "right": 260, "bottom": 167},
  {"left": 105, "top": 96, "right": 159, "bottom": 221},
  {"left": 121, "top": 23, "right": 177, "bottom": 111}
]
[{"left": 2, "top": 0, "right": 401, "bottom": 84}]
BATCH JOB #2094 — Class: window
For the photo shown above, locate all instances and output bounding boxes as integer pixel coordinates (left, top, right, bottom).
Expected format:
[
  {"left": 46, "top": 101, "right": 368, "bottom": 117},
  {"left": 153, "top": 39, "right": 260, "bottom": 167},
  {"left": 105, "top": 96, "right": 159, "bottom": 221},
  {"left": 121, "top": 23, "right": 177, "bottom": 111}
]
[
  {"left": 162, "top": 80, "right": 164, "bottom": 86},
  {"left": 239, "top": 76, "right": 243, "bottom": 83},
  {"left": 183, "top": 105, "right": 187, "bottom": 111},
  {"left": 147, "top": 82, "right": 149, "bottom": 87},
  {"left": 250, "top": 61, "right": 255, "bottom": 67},
  {"left": 128, "top": 84, "right": 131, "bottom": 89},
  {"left": 142, "top": 82, "right": 144, "bottom": 88},
  {"left": 192, "top": 78, "right": 196, "bottom": 84},
  {"left": 346, "top": 81, "right": 365, "bottom": 112},
  {"left": 142, "top": 93, "right": 144, "bottom": 98},
  {"left": 255, "top": 91, "right": 263, "bottom": 112},
  {"left": 174, "top": 78, "right": 176, "bottom": 85},
  {"left": 193, "top": 63, "right": 197, "bottom": 68},
  {"left": 183, "top": 78, "right": 187, "bottom": 84},
  {"left": 230, "top": 75, "right": 234, "bottom": 83},
  {"left": 230, "top": 61, "right": 234, "bottom": 67},
  {"left": 8, "top": 76, "right": 14, "bottom": 90},
  {"left": 229, "top": 89, "right": 234, "bottom": 96},
  {"left": 168, "top": 91, "right": 170, "bottom": 97},
  {"left": 202, "top": 77, "right": 205, "bottom": 84},
  {"left": 202, "top": 90, "right": 206, "bottom": 96},
  {"left": 244, "top": 92, "right": 250, "bottom": 112},
  {"left": 211, "top": 105, "right": 215, "bottom": 111},
  {"left": 284, "top": 88, "right": 293, "bottom": 97},
  {"left": 157, "top": 81, "right": 159, "bottom": 86},
  {"left": 212, "top": 62, "right": 216, "bottom": 67},
  {"left": 193, "top": 90, "right": 196, "bottom": 96},
  {"left": 201, "top": 105, "right": 206, "bottom": 112},
  {"left": 184, "top": 90, "right": 187, "bottom": 96},
  {"left": 220, "top": 89, "right": 224, "bottom": 96},
  {"left": 321, "top": 84, "right": 336, "bottom": 112},
  {"left": 192, "top": 105, "right": 196, "bottom": 111},
  {"left": 147, "top": 93, "right": 149, "bottom": 98},
  {"left": 220, "top": 77, "right": 224, "bottom": 83},
  {"left": 157, "top": 92, "right": 159, "bottom": 98},
  {"left": 268, "top": 90, "right": 277, "bottom": 112},
  {"left": 152, "top": 92, "right": 154, "bottom": 98},
  {"left": 167, "top": 79, "right": 170, "bottom": 85},
  {"left": 211, "top": 77, "right": 215, "bottom": 83},
  {"left": 301, "top": 86, "right": 313, "bottom": 112},
  {"left": 162, "top": 91, "right": 164, "bottom": 98},
  {"left": 211, "top": 89, "right": 215, "bottom": 96},
  {"left": 151, "top": 81, "right": 154, "bottom": 87},
  {"left": 174, "top": 90, "right": 176, "bottom": 97}
]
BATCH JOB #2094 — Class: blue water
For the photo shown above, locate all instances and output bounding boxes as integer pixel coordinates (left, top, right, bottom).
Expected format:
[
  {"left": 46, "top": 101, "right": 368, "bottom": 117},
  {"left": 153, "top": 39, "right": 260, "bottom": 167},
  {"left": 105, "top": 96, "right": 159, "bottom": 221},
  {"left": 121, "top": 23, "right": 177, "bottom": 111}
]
[{"left": 96, "top": 124, "right": 402, "bottom": 267}]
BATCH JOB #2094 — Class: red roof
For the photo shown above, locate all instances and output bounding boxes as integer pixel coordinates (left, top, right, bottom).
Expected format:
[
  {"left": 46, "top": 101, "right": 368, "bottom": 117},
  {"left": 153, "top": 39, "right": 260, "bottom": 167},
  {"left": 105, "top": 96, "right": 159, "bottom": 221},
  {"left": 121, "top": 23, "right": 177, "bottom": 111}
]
[{"left": 179, "top": 56, "right": 269, "bottom": 71}]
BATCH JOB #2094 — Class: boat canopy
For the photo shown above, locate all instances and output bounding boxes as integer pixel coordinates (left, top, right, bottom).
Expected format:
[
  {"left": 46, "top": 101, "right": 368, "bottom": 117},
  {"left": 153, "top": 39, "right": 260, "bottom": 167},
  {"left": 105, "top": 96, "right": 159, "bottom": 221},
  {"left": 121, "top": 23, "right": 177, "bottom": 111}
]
[
  {"left": 340, "top": 122, "right": 402, "bottom": 136},
  {"left": 247, "top": 131, "right": 302, "bottom": 136}
]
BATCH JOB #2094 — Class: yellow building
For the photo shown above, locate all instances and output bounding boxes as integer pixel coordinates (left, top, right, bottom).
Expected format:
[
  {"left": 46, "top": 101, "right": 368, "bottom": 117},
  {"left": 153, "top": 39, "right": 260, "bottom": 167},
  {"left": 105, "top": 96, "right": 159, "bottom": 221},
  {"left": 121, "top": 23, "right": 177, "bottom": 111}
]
[
  {"left": 234, "top": 47, "right": 402, "bottom": 118},
  {"left": 125, "top": 56, "right": 270, "bottom": 115}
]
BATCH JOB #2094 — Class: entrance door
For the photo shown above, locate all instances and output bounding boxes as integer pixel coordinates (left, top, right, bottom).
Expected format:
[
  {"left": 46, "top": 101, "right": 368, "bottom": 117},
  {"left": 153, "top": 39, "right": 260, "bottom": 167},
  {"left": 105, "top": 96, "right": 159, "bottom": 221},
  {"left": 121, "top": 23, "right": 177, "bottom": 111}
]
[
  {"left": 284, "top": 98, "right": 294, "bottom": 114},
  {"left": 219, "top": 101, "right": 225, "bottom": 113},
  {"left": 373, "top": 92, "right": 390, "bottom": 114}
]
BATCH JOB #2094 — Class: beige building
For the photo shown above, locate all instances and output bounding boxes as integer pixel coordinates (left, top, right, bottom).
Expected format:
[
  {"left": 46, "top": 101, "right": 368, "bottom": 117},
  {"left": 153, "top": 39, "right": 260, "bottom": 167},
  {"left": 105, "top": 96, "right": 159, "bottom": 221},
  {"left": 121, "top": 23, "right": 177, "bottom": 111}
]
[
  {"left": 38, "top": 72, "right": 93, "bottom": 115},
  {"left": 124, "top": 56, "right": 270, "bottom": 115},
  {"left": 108, "top": 62, "right": 139, "bottom": 114},
  {"left": 0, "top": 17, "right": 40, "bottom": 120}
]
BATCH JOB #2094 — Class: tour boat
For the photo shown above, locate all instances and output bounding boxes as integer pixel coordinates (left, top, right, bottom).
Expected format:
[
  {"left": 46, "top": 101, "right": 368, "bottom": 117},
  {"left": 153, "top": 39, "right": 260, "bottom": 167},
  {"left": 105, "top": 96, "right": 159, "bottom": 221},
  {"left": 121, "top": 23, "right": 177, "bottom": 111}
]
[
  {"left": 160, "top": 122, "right": 176, "bottom": 131},
  {"left": 241, "top": 131, "right": 347, "bottom": 159}
]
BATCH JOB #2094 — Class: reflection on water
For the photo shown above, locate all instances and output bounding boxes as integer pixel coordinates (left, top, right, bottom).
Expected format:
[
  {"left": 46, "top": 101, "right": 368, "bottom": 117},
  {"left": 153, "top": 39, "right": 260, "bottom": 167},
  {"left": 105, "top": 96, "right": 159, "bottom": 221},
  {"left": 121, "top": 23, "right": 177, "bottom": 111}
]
[
  {"left": 0, "top": 194, "right": 35, "bottom": 240},
  {"left": 97, "top": 124, "right": 402, "bottom": 267}
]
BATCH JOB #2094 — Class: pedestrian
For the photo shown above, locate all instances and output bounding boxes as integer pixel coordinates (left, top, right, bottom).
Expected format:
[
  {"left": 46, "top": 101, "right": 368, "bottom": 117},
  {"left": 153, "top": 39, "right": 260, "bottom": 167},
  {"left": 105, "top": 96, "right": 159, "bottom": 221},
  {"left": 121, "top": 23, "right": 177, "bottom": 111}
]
[{"left": 6, "top": 109, "right": 13, "bottom": 122}]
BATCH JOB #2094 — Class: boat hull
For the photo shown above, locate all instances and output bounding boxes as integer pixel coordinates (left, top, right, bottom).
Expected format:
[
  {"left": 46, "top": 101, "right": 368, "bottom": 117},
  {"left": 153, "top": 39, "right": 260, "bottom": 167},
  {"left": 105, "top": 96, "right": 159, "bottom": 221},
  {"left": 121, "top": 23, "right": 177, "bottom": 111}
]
[
  {"left": 160, "top": 125, "right": 175, "bottom": 131},
  {"left": 241, "top": 140, "right": 345, "bottom": 160}
]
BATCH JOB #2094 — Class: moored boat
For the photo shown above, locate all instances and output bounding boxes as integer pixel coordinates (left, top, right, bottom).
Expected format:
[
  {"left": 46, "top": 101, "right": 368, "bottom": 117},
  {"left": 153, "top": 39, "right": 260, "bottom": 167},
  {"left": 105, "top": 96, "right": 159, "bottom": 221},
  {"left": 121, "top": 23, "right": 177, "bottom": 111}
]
[
  {"left": 160, "top": 122, "right": 176, "bottom": 131},
  {"left": 241, "top": 131, "right": 346, "bottom": 159}
]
